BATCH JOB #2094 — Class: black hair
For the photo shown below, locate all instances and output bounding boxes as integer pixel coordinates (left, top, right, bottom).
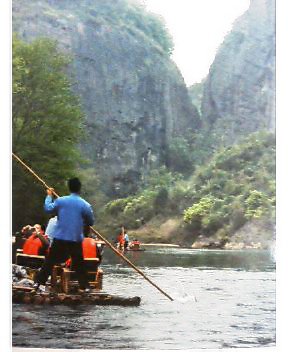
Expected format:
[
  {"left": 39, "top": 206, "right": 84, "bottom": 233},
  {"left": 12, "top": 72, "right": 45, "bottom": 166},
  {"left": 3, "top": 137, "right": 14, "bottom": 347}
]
[{"left": 68, "top": 177, "right": 81, "bottom": 193}]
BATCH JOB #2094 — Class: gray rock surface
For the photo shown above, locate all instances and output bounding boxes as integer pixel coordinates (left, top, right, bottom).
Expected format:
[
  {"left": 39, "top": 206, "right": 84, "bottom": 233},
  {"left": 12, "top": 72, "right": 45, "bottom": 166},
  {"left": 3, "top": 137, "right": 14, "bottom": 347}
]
[{"left": 201, "top": 0, "right": 275, "bottom": 146}]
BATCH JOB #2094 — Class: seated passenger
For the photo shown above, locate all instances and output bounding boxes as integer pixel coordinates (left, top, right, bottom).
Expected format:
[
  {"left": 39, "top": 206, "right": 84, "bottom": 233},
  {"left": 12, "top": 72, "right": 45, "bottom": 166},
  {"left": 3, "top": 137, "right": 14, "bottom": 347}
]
[
  {"left": 45, "top": 216, "right": 58, "bottom": 244},
  {"left": 82, "top": 237, "right": 103, "bottom": 261},
  {"left": 66, "top": 236, "right": 104, "bottom": 268},
  {"left": 22, "top": 224, "right": 50, "bottom": 256}
]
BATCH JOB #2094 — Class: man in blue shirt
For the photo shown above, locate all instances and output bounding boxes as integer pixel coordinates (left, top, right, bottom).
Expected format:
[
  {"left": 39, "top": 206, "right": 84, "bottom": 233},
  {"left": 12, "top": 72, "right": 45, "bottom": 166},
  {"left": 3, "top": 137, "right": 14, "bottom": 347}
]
[{"left": 34, "top": 177, "right": 95, "bottom": 293}]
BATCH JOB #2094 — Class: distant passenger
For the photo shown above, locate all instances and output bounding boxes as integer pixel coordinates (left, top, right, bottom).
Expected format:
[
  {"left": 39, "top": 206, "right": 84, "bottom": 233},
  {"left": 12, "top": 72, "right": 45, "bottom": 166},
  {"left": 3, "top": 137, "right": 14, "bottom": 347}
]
[
  {"left": 129, "top": 238, "right": 140, "bottom": 250},
  {"left": 116, "top": 225, "right": 125, "bottom": 250},
  {"left": 124, "top": 231, "right": 129, "bottom": 249}
]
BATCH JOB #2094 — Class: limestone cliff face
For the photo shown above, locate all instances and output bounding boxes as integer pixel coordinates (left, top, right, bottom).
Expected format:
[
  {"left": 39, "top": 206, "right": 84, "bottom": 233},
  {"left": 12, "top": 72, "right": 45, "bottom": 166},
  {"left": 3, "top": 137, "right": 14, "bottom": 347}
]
[
  {"left": 201, "top": 0, "right": 275, "bottom": 146},
  {"left": 13, "top": 0, "right": 200, "bottom": 196}
]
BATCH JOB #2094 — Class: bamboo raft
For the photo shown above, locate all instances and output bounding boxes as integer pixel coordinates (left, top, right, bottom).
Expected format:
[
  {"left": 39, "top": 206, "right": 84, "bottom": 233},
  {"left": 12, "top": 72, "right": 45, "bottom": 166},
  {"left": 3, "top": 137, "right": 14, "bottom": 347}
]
[
  {"left": 12, "top": 258, "right": 141, "bottom": 307},
  {"left": 12, "top": 286, "right": 141, "bottom": 306}
]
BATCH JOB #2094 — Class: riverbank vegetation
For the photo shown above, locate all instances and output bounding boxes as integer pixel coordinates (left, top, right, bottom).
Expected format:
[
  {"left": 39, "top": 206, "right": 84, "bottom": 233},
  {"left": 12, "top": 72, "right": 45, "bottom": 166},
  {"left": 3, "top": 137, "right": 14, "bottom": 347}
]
[{"left": 100, "top": 131, "right": 275, "bottom": 243}]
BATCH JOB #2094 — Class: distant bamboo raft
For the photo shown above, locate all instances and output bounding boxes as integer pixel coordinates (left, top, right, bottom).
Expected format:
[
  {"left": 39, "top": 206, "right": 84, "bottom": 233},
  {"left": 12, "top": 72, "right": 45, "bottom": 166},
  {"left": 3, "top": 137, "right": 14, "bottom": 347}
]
[{"left": 141, "top": 243, "right": 180, "bottom": 247}]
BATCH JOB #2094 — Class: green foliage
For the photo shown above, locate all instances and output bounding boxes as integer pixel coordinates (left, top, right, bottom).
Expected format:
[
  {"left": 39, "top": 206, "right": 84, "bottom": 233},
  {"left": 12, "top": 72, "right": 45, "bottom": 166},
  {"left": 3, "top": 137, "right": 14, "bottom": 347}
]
[
  {"left": 181, "top": 131, "right": 275, "bottom": 237},
  {"left": 154, "top": 187, "right": 169, "bottom": 214},
  {"left": 175, "top": 127, "right": 224, "bottom": 168},
  {"left": 166, "top": 127, "right": 222, "bottom": 175},
  {"left": 122, "top": 1, "right": 174, "bottom": 55},
  {"left": 77, "top": 167, "right": 109, "bottom": 215},
  {"left": 184, "top": 197, "right": 214, "bottom": 224},
  {"left": 101, "top": 131, "right": 275, "bottom": 238},
  {"left": 12, "top": 35, "right": 84, "bottom": 230},
  {"left": 188, "top": 80, "right": 205, "bottom": 116},
  {"left": 145, "top": 166, "right": 181, "bottom": 189},
  {"left": 167, "top": 137, "right": 195, "bottom": 175},
  {"left": 100, "top": 131, "right": 275, "bottom": 240},
  {"left": 104, "top": 198, "right": 132, "bottom": 216},
  {"left": 123, "top": 190, "right": 156, "bottom": 218},
  {"left": 83, "top": 0, "right": 174, "bottom": 55},
  {"left": 108, "top": 0, "right": 173, "bottom": 55},
  {"left": 103, "top": 190, "right": 157, "bottom": 229},
  {"left": 229, "top": 199, "right": 246, "bottom": 232},
  {"left": 183, "top": 196, "right": 229, "bottom": 235},
  {"left": 244, "top": 190, "right": 271, "bottom": 219},
  {"left": 102, "top": 167, "right": 179, "bottom": 229},
  {"left": 183, "top": 197, "right": 215, "bottom": 232}
]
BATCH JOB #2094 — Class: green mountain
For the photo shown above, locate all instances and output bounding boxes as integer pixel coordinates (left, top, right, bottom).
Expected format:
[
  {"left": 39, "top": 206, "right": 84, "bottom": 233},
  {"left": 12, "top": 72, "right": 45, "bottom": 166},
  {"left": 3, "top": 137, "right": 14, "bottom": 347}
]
[{"left": 103, "top": 132, "right": 275, "bottom": 248}]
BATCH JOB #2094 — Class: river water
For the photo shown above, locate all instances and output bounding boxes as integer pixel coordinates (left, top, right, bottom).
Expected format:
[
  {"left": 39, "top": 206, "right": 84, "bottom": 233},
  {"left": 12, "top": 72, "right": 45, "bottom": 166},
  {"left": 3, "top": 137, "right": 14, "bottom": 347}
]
[{"left": 12, "top": 247, "right": 276, "bottom": 350}]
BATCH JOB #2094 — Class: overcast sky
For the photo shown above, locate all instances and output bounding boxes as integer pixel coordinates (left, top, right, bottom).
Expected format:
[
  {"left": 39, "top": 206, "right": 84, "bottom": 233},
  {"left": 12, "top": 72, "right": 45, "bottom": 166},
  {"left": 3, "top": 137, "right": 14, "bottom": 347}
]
[{"left": 144, "top": 0, "right": 250, "bottom": 86}]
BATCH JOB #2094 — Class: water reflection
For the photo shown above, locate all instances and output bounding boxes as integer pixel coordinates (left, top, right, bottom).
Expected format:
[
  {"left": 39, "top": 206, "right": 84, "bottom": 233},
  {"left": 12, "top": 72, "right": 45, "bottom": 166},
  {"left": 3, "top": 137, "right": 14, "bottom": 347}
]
[{"left": 103, "top": 247, "right": 275, "bottom": 271}]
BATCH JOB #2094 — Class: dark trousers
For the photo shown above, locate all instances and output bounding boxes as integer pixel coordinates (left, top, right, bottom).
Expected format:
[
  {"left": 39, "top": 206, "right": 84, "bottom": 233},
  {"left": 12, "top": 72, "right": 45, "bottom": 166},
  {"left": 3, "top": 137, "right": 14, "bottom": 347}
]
[{"left": 35, "top": 238, "right": 89, "bottom": 289}]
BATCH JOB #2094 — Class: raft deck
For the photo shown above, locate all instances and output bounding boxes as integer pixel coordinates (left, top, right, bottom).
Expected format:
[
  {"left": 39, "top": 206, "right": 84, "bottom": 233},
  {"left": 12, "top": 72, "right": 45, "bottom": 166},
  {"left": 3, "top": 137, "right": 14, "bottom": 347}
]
[{"left": 12, "top": 286, "right": 141, "bottom": 306}]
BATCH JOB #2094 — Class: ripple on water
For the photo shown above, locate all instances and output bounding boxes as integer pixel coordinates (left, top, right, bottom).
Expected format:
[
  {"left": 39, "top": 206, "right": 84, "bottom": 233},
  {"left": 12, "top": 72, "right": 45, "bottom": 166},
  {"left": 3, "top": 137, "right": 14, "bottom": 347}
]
[{"left": 12, "top": 249, "right": 275, "bottom": 349}]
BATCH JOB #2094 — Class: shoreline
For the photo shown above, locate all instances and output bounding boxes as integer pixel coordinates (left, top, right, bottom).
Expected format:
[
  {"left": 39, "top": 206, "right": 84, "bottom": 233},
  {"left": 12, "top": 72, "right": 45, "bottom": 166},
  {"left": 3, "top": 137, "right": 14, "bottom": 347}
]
[
  {"left": 139, "top": 242, "right": 273, "bottom": 250},
  {"left": 141, "top": 243, "right": 180, "bottom": 247}
]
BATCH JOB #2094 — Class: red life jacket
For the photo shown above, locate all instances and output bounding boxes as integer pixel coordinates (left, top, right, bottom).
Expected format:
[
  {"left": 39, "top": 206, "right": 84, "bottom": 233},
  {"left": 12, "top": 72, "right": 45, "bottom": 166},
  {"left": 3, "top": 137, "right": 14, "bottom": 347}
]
[
  {"left": 22, "top": 234, "right": 43, "bottom": 255},
  {"left": 82, "top": 237, "right": 97, "bottom": 258},
  {"left": 131, "top": 240, "right": 140, "bottom": 249}
]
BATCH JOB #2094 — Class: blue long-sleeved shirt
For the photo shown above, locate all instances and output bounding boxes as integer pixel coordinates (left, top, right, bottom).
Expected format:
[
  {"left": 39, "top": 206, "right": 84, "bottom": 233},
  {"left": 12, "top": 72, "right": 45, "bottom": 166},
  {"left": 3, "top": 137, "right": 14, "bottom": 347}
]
[{"left": 44, "top": 193, "right": 95, "bottom": 242}]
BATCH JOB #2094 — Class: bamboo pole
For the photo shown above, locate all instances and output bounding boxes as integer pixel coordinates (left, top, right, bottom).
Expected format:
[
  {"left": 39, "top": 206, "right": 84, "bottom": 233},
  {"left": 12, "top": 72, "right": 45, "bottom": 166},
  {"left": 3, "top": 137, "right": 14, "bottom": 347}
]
[{"left": 12, "top": 152, "right": 174, "bottom": 301}]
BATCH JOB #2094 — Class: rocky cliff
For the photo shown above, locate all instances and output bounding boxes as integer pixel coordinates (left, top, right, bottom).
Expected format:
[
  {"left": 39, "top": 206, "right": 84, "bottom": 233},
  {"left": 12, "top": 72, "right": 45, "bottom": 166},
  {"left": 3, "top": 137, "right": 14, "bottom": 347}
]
[
  {"left": 201, "top": 0, "right": 275, "bottom": 146},
  {"left": 12, "top": 0, "right": 200, "bottom": 196}
]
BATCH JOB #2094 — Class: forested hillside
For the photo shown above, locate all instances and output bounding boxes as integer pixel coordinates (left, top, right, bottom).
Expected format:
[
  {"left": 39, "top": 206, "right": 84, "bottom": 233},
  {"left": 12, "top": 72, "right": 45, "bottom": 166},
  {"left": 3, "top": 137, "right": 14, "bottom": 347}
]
[{"left": 100, "top": 132, "right": 275, "bottom": 247}]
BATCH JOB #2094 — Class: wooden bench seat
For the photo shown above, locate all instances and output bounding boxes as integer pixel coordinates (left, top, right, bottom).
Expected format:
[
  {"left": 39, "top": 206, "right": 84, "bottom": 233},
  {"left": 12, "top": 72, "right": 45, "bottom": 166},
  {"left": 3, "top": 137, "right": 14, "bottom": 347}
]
[
  {"left": 16, "top": 253, "right": 45, "bottom": 268},
  {"left": 51, "top": 258, "right": 102, "bottom": 294},
  {"left": 61, "top": 267, "right": 103, "bottom": 293}
]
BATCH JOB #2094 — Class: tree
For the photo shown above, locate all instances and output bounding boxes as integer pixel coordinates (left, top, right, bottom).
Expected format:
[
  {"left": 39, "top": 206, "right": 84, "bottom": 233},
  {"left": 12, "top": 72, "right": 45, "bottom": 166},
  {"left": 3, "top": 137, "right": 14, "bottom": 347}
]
[
  {"left": 166, "top": 137, "right": 194, "bottom": 175},
  {"left": 12, "top": 35, "right": 84, "bottom": 230},
  {"left": 154, "top": 187, "right": 169, "bottom": 214}
]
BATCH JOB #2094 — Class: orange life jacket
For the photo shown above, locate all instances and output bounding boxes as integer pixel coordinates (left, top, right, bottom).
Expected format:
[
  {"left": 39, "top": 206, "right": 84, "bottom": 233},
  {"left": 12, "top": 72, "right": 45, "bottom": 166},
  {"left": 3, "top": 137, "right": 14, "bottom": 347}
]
[
  {"left": 117, "top": 233, "right": 125, "bottom": 245},
  {"left": 65, "top": 237, "right": 98, "bottom": 268},
  {"left": 22, "top": 234, "right": 44, "bottom": 255},
  {"left": 82, "top": 237, "right": 97, "bottom": 258}
]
